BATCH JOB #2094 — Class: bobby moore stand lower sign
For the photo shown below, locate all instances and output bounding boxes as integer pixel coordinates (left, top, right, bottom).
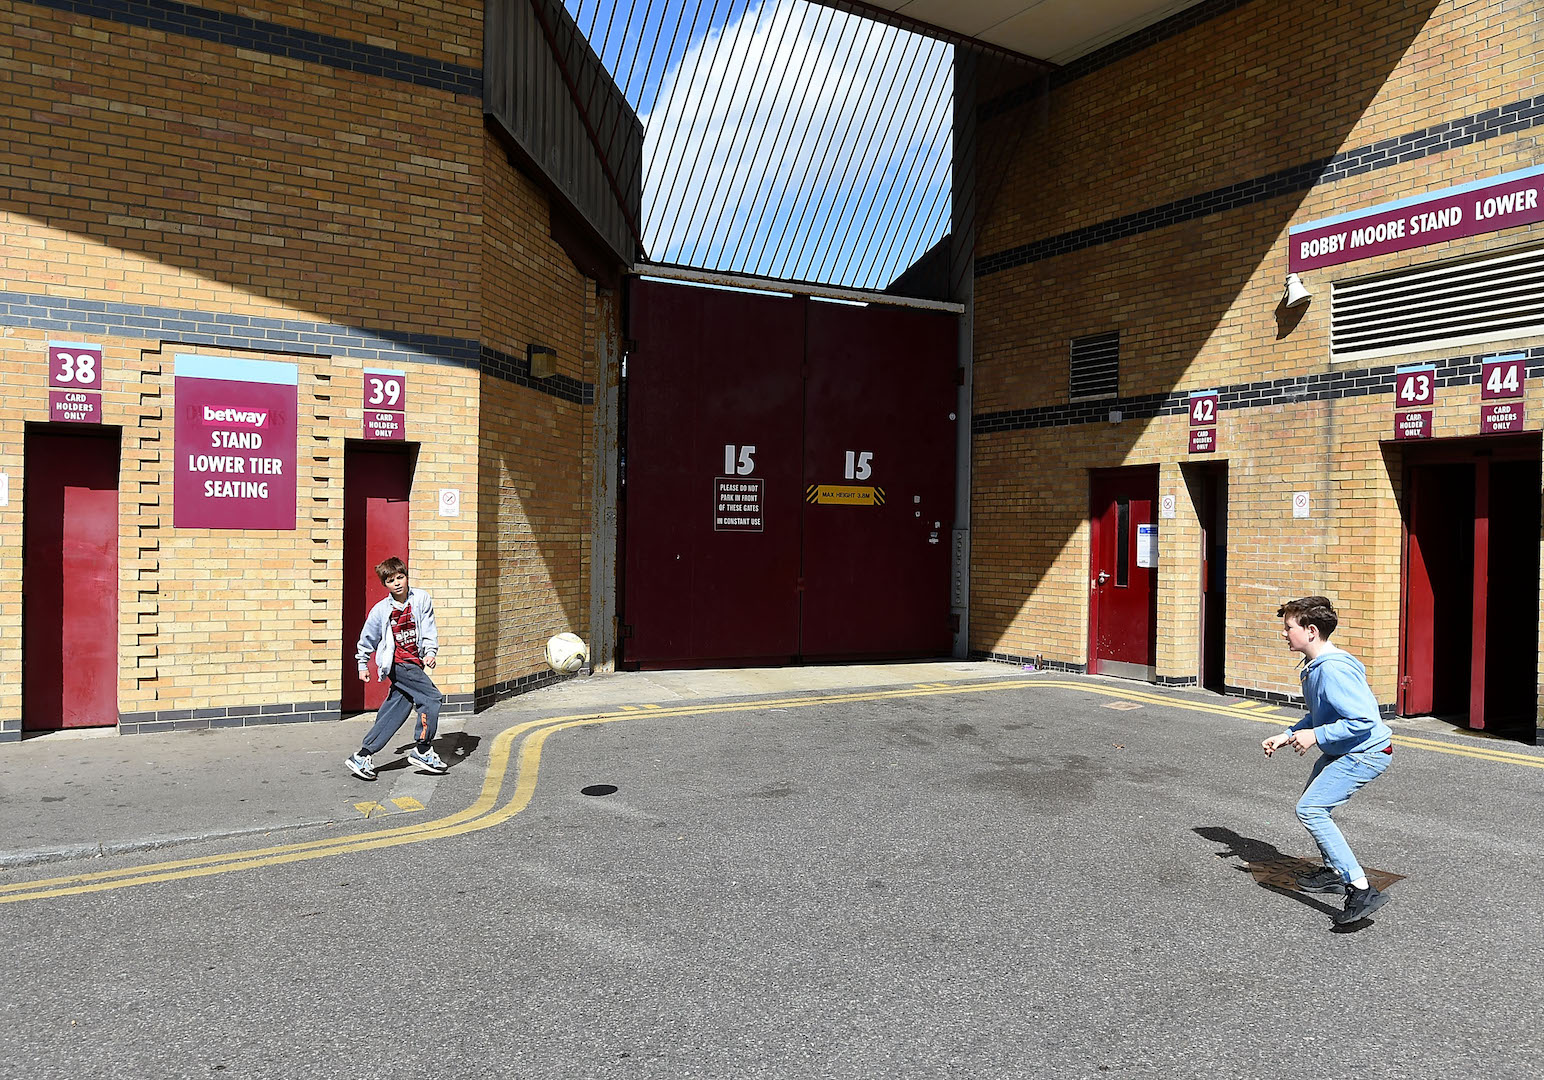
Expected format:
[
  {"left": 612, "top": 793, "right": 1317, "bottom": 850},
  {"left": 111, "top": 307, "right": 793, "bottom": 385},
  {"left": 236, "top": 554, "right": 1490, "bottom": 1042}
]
[{"left": 174, "top": 355, "right": 299, "bottom": 530}]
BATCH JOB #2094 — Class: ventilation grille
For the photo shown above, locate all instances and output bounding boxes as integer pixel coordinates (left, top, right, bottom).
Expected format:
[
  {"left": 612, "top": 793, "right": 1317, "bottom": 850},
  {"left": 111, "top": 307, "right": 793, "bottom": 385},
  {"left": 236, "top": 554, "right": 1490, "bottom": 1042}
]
[
  {"left": 1070, "top": 331, "right": 1119, "bottom": 400},
  {"left": 1332, "top": 243, "right": 1544, "bottom": 358}
]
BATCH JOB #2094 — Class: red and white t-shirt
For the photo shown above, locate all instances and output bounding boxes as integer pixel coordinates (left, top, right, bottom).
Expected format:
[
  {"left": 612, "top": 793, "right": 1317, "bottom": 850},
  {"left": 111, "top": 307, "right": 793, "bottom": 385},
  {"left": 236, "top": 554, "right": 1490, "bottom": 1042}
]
[{"left": 390, "top": 601, "right": 424, "bottom": 668}]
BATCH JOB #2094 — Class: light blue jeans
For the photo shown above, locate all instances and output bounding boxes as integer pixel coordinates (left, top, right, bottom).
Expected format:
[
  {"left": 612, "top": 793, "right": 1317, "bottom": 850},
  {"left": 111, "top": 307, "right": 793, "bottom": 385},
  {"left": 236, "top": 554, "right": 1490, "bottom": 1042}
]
[{"left": 1296, "top": 748, "right": 1391, "bottom": 884}]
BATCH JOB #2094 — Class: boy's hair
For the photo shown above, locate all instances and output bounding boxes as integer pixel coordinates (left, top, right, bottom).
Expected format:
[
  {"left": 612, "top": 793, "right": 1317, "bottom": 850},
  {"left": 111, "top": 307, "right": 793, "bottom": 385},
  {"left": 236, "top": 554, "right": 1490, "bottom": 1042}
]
[
  {"left": 375, "top": 556, "right": 408, "bottom": 584},
  {"left": 1278, "top": 595, "right": 1337, "bottom": 638}
]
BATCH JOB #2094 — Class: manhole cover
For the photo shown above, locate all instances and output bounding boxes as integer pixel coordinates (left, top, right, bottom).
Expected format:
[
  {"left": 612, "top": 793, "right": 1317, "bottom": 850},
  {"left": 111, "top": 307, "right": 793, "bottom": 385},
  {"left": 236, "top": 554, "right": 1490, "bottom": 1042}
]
[
  {"left": 581, "top": 784, "right": 618, "bottom": 796},
  {"left": 1102, "top": 701, "right": 1143, "bottom": 711}
]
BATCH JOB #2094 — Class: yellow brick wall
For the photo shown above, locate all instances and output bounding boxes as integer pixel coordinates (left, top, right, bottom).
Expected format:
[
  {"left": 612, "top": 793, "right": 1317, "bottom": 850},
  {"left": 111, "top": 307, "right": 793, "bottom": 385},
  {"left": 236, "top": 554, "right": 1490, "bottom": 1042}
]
[
  {"left": 972, "top": 0, "right": 1544, "bottom": 711},
  {"left": 0, "top": 0, "right": 602, "bottom": 736},
  {"left": 476, "top": 135, "right": 597, "bottom": 693}
]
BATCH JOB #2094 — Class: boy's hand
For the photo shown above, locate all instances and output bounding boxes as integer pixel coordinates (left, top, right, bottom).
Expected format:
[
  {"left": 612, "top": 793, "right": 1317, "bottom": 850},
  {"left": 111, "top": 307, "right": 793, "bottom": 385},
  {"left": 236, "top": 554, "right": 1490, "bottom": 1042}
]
[
  {"left": 425, "top": 653, "right": 437, "bottom": 669},
  {"left": 1286, "top": 730, "right": 1318, "bottom": 754},
  {"left": 358, "top": 667, "right": 370, "bottom": 683},
  {"left": 1262, "top": 732, "right": 1292, "bottom": 756}
]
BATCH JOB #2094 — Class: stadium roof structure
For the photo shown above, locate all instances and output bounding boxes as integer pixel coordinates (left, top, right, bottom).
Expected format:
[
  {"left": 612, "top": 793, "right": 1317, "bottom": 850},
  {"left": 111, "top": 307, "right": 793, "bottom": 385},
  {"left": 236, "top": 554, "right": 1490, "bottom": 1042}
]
[
  {"left": 807, "top": 0, "right": 1210, "bottom": 66},
  {"left": 561, "top": 0, "right": 1208, "bottom": 294}
]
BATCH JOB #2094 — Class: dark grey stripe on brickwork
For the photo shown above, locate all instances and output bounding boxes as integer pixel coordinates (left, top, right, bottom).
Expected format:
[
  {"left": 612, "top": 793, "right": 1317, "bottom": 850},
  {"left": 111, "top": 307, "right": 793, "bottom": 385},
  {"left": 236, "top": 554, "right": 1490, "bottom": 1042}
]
[
  {"left": 971, "top": 650, "right": 1087, "bottom": 675},
  {"left": 973, "top": 345, "right": 1544, "bottom": 436},
  {"left": 481, "top": 346, "right": 596, "bottom": 406},
  {"left": 473, "top": 668, "right": 575, "bottom": 711},
  {"left": 1155, "top": 675, "right": 1198, "bottom": 688},
  {"left": 975, "top": 93, "right": 1544, "bottom": 278},
  {"left": 979, "top": 0, "right": 1257, "bottom": 121},
  {"left": 23, "top": 0, "right": 481, "bottom": 96},
  {"left": 0, "top": 290, "right": 479, "bottom": 369},
  {"left": 0, "top": 293, "right": 595, "bottom": 404}
]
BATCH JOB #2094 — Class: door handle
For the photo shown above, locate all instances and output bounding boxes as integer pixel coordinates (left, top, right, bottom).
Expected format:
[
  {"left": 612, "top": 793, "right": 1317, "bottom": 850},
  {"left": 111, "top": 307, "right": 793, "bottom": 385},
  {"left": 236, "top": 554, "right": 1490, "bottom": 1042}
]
[{"left": 1096, "top": 570, "right": 1111, "bottom": 585}]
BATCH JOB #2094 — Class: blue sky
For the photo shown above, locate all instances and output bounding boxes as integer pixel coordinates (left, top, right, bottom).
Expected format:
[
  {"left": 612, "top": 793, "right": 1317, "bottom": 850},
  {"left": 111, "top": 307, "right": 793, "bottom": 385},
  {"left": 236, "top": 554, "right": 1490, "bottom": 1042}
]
[{"left": 562, "top": 0, "right": 954, "bottom": 290}]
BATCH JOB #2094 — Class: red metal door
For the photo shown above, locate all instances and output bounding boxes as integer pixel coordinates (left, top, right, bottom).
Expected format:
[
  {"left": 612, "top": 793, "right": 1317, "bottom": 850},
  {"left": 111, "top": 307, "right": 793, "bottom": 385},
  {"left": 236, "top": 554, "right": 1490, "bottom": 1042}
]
[
  {"left": 623, "top": 278, "right": 804, "bottom": 666},
  {"left": 24, "top": 430, "right": 120, "bottom": 730},
  {"left": 1089, "top": 467, "right": 1158, "bottom": 678},
  {"left": 800, "top": 302, "right": 956, "bottom": 658},
  {"left": 343, "top": 445, "right": 412, "bottom": 711},
  {"left": 1400, "top": 463, "right": 1474, "bottom": 716}
]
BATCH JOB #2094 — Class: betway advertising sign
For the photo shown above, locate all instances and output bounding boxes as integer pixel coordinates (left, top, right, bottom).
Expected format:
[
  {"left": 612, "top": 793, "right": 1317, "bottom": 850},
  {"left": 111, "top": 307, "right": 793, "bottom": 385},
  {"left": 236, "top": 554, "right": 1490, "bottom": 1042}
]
[
  {"left": 1289, "top": 163, "right": 1544, "bottom": 273},
  {"left": 174, "top": 354, "right": 298, "bottom": 530}
]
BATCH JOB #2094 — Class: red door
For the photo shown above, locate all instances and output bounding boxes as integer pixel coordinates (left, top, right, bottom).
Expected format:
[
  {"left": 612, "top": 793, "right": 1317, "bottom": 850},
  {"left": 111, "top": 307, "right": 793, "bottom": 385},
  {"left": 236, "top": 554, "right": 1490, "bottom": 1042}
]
[
  {"left": 800, "top": 302, "right": 956, "bottom": 659},
  {"left": 623, "top": 278, "right": 805, "bottom": 666},
  {"left": 1089, "top": 467, "right": 1158, "bottom": 679},
  {"left": 24, "top": 430, "right": 120, "bottom": 730},
  {"left": 1399, "top": 440, "right": 1540, "bottom": 733},
  {"left": 343, "top": 445, "right": 413, "bottom": 711}
]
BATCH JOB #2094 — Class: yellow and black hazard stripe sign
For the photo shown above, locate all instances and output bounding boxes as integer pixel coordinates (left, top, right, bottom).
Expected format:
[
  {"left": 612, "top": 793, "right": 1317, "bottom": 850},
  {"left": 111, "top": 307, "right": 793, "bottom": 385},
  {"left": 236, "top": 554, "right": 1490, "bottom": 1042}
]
[{"left": 806, "top": 484, "right": 885, "bottom": 505}]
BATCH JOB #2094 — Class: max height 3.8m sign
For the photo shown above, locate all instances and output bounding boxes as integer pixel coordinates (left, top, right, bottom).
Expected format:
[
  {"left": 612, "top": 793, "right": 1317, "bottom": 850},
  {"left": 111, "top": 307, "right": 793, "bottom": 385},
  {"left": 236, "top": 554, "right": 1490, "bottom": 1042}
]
[{"left": 174, "top": 354, "right": 298, "bottom": 529}]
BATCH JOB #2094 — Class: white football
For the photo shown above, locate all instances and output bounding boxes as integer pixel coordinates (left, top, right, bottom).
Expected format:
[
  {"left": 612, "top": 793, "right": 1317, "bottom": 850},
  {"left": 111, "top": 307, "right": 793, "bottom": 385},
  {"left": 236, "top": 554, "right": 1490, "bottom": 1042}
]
[{"left": 545, "top": 632, "right": 588, "bottom": 674}]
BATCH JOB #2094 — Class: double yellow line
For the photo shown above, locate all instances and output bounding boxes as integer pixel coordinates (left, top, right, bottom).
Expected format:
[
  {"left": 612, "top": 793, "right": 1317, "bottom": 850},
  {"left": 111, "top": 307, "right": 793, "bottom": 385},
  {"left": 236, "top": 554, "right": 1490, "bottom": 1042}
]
[{"left": 3, "top": 677, "right": 1539, "bottom": 905}]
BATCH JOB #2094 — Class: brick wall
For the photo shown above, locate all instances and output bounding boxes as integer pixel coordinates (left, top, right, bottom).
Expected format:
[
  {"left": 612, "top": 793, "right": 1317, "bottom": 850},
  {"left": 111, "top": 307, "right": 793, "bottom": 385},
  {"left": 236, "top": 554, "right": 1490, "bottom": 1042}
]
[
  {"left": 971, "top": 0, "right": 1544, "bottom": 711},
  {"left": 476, "top": 134, "right": 597, "bottom": 704},
  {"left": 0, "top": 0, "right": 602, "bottom": 739}
]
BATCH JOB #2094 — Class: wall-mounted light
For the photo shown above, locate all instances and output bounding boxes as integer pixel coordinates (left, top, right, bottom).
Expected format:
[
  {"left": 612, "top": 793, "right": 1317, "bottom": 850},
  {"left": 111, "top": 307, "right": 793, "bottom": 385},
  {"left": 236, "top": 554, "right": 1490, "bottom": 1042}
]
[
  {"left": 1282, "top": 273, "right": 1312, "bottom": 308},
  {"left": 528, "top": 344, "right": 557, "bottom": 379}
]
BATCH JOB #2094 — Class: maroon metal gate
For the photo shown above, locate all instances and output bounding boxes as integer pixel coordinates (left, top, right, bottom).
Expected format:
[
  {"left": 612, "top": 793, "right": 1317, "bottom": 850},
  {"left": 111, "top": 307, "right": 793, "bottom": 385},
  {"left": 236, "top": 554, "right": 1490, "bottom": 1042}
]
[{"left": 622, "top": 278, "right": 957, "bottom": 668}]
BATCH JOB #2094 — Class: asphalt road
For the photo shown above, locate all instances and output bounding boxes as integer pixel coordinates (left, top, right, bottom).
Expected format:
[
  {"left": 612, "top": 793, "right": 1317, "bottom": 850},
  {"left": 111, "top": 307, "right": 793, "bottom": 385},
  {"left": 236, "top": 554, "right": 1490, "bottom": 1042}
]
[{"left": 5, "top": 675, "right": 1544, "bottom": 1078}]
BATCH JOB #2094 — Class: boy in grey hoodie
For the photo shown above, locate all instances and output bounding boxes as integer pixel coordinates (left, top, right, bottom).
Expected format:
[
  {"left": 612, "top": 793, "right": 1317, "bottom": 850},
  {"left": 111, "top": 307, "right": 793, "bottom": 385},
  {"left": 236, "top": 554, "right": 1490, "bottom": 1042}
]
[
  {"left": 345, "top": 556, "right": 448, "bottom": 780},
  {"left": 1263, "top": 595, "right": 1394, "bottom": 925}
]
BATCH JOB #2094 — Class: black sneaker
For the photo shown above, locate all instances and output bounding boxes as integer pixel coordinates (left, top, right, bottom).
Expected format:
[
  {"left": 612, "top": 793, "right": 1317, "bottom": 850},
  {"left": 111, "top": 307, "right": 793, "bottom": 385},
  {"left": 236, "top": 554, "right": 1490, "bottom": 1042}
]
[
  {"left": 1297, "top": 866, "right": 1347, "bottom": 894},
  {"left": 1333, "top": 884, "right": 1391, "bottom": 925}
]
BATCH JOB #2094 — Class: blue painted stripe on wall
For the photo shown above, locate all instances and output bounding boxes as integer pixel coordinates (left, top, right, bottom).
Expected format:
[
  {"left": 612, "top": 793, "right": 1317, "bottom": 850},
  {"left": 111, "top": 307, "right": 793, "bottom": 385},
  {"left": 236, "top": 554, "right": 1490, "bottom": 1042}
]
[{"left": 174, "top": 354, "right": 299, "bottom": 385}]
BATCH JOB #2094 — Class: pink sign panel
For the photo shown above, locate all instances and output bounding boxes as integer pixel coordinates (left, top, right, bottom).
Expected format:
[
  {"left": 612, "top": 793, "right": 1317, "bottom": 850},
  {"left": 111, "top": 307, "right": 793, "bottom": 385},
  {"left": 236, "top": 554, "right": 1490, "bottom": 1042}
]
[
  {"left": 1189, "top": 427, "right": 1216, "bottom": 454},
  {"left": 363, "top": 371, "right": 406, "bottom": 411},
  {"left": 1481, "top": 401, "right": 1525, "bottom": 435},
  {"left": 1394, "top": 410, "right": 1432, "bottom": 441},
  {"left": 362, "top": 370, "right": 406, "bottom": 440},
  {"left": 1481, "top": 355, "right": 1525, "bottom": 400},
  {"left": 173, "top": 355, "right": 298, "bottom": 530},
  {"left": 1394, "top": 366, "right": 1435, "bottom": 409},
  {"left": 364, "top": 410, "right": 405, "bottom": 440},
  {"left": 1290, "top": 164, "right": 1544, "bottom": 272},
  {"left": 48, "top": 342, "right": 103, "bottom": 390},
  {"left": 1188, "top": 391, "right": 1218, "bottom": 427},
  {"left": 50, "top": 389, "right": 101, "bottom": 424}
]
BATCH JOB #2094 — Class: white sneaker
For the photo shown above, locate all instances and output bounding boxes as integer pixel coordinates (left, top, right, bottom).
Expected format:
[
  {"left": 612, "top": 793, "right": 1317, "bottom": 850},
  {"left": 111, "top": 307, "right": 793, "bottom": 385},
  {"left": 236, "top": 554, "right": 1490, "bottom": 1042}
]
[
  {"left": 344, "top": 752, "right": 377, "bottom": 780},
  {"left": 407, "top": 746, "right": 448, "bottom": 774}
]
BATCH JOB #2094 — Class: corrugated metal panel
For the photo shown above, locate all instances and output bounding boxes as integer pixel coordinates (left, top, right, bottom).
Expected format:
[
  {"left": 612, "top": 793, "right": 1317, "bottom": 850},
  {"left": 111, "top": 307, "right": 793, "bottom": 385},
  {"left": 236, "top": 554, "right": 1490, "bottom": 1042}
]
[{"left": 484, "top": 0, "right": 644, "bottom": 265}]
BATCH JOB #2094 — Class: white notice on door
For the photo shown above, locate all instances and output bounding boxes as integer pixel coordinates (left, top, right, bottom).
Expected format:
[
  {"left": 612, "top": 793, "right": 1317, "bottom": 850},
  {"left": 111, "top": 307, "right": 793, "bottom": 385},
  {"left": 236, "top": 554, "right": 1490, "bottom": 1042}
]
[{"left": 1136, "top": 523, "right": 1157, "bottom": 568}]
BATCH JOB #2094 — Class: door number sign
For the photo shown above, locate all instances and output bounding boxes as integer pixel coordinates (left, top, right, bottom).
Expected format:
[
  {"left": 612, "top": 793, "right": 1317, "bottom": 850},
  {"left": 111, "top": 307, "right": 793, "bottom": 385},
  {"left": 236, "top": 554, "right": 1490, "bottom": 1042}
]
[
  {"left": 1480, "top": 354, "right": 1525, "bottom": 434},
  {"left": 1394, "top": 364, "right": 1434, "bottom": 440},
  {"left": 364, "top": 369, "right": 407, "bottom": 440},
  {"left": 47, "top": 341, "right": 103, "bottom": 424},
  {"left": 1188, "top": 390, "right": 1217, "bottom": 454}
]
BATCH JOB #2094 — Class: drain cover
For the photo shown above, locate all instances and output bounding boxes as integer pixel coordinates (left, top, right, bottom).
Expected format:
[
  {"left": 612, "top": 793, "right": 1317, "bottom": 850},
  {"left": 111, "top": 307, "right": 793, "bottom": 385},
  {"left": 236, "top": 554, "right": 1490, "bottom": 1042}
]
[{"left": 581, "top": 784, "right": 618, "bottom": 797}]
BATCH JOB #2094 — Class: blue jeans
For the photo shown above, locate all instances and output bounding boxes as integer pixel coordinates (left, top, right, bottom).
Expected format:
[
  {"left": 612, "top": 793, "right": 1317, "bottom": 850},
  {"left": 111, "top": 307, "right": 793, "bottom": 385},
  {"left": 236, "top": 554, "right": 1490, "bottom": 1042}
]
[
  {"left": 360, "top": 662, "right": 442, "bottom": 755},
  {"left": 1296, "top": 748, "right": 1390, "bottom": 883}
]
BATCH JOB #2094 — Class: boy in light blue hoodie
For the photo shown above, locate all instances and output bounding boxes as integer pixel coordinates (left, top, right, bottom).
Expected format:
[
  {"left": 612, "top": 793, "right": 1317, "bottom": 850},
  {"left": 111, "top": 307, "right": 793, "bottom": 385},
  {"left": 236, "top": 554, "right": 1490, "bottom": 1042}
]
[{"left": 1262, "top": 596, "right": 1394, "bottom": 926}]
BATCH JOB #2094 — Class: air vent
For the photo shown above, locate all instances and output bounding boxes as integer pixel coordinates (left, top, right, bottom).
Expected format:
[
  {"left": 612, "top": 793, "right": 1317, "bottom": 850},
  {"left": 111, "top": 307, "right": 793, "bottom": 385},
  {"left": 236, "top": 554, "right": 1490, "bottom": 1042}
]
[
  {"left": 1070, "top": 331, "right": 1119, "bottom": 400},
  {"left": 1332, "top": 243, "right": 1544, "bottom": 359}
]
